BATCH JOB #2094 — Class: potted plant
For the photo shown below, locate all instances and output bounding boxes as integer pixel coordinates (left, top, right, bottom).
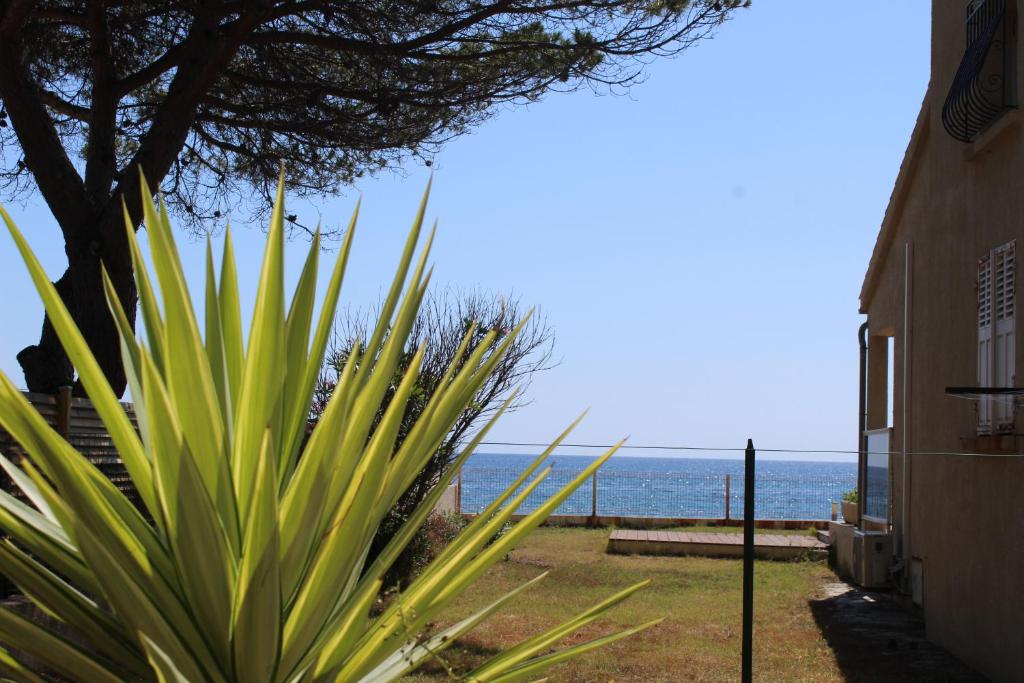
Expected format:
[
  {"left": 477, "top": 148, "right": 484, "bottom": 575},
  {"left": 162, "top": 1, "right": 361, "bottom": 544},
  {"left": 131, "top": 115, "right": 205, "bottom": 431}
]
[{"left": 841, "top": 488, "right": 860, "bottom": 524}]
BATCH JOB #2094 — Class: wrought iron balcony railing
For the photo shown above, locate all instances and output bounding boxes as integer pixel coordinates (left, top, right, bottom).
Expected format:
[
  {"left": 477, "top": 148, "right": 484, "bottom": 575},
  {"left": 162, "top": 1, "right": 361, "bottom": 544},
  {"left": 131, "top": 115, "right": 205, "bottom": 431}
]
[{"left": 942, "top": 0, "right": 1016, "bottom": 143}]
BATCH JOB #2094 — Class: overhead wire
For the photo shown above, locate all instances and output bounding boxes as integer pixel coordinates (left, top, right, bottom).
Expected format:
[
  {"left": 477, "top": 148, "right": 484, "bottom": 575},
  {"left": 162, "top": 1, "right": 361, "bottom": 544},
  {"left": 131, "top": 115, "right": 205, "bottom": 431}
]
[{"left": 477, "top": 440, "right": 1024, "bottom": 458}]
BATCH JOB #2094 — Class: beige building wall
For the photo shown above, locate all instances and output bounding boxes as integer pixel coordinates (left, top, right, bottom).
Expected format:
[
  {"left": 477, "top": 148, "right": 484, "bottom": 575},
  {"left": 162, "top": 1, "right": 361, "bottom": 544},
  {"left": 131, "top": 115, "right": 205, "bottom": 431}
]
[{"left": 859, "top": 2, "right": 1024, "bottom": 680}]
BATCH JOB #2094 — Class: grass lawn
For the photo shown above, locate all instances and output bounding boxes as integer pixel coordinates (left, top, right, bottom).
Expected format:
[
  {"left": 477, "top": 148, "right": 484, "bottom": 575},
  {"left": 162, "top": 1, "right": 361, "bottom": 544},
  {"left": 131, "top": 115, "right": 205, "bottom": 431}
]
[{"left": 402, "top": 526, "right": 841, "bottom": 682}]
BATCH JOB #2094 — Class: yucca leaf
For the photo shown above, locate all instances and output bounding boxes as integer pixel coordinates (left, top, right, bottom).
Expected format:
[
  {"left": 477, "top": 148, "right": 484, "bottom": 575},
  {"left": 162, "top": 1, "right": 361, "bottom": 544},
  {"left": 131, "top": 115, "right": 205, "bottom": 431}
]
[
  {"left": 304, "top": 296, "right": 435, "bottom": 593},
  {"left": 477, "top": 619, "right": 664, "bottom": 683},
  {"left": 16, "top": 457, "right": 80, "bottom": 539},
  {"left": 365, "top": 453, "right": 609, "bottom": 672},
  {"left": 0, "top": 374, "right": 176, "bottom": 589},
  {"left": 305, "top": 577, "right": 382, "bottom": 680},
  {"left": 206, "top": 239, "right": 231, "bottom": 424},
  {"left": 140, "top": 633, "right": 199, "bottom": 683},
  {"left": 467, "top": 580, "right": 652, "bottom": 679},
  {"left": 281, "top": 348, "right": 428, "bottom": 673},
  {"left": 369, "top": 321, "right": 480, "bottom": 503},
  {"left": 137, "top": 183, "right": 225, "bottom": 504},
  {"left": 57, "top": 456, "right": 180, "bottom": 602},
  {"left": 347, "top": 572, "right": 550, "bottom": 681},
  {"left": 171, "top": 441, "right": 236, "bottom": 668},
  {"left": 351, "top": 391, "right": 519, "bottom": 605},
  {"left": 0, "top": 646, "right": 47, "bottom": 683},
  {"left": 428, "top": 443, "right": 622, "bottom": 614},
  {"left": 373, "top": 328, "right": 500, "bottom": 516},
  {"left": 142, "top": 186, "right": 239, "bottom": 559},
  {"left": 0, "top": 488, "right": 93, "bottom": 594},
  {"left": 0, "top": 540, "right": 147, "bottom": 677},
  {"left": 337, "top": 468, "right": 554, "bottom": 681},
  {"left": 305, "top": 244, "right": 433, "bottom": 560},
  {"left": 0, "top": 460, "right": 99, "bottom": 598},
  {"left": 358, "top": 181, "right": 431, "bottom": 388},
  {"left": 100, "top": 266, "right": 151, "bottom": 451},
  {"left": 132, "top": 367, "right": 233, "bottom": 668},
  {"left": 335, "top": 232, "right": 434, "bottom": 503},
  {"left": 0, "top": 607, "right": 123, "bottom": 683},
  {"left": 0, "top": 486, "right": 72, "bottom": 553},
  {"left": 219, "top": 225, "right": 244, "bottom": 421},
  {"left": 232, "top": 176, "right": 287, "bottom": 524},
  {"left": 122, "top": 201, "right": 166, "bottom": 374},
  {"left": 427, "top": 411, "right": 586, "bottom": 574},
  {"left": 297, "top": 344, "right": 427, "bottom": 613},
  {"left": 72, "top": 514, "right": 219, "bottom": 681},
  {"left": 277, "top": 230, "right": 320, "bottom": 471},
  {"left": 278, "top": 344, "right": 361, "bottom": 603},
  {"left": 279, "top": 210, "right": 357, "bottom": 481},
  {"left": 101, "top": 266, "right": 173, "bottom": 539},
  {"left": 100, "top": 266, "right": 143, "bottom": 407},
  {"left": 377, "top": 311, "right": 535, "bottom": 519},
  {"left": 232, "top": 429, "right": 282, "bottom": 683},
  {"left": 0, "top": 455, "right": 57, "bottom": 525},
  {"left": 136, "top": 339, "right": 236, "bottom": 661},
  {"left": 7, "top": 417, "right": 203, "bottom": 655},
  {"left": 0, "top": 206, "right": 157, "bottom": 519}
]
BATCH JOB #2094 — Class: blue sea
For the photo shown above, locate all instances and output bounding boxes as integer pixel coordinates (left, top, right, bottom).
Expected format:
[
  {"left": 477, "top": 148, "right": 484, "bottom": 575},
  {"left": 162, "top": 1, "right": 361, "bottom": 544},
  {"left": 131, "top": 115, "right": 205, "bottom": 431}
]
[{"left": 460, "top": 453, "right": 857, "bottom": 521}]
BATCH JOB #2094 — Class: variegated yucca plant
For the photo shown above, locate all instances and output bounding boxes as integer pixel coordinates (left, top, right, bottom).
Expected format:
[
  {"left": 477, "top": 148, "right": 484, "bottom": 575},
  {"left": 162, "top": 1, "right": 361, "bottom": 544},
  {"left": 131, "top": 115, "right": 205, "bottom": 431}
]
[{"left": 0, "top": 177, "right": 657, "bottom": 682}]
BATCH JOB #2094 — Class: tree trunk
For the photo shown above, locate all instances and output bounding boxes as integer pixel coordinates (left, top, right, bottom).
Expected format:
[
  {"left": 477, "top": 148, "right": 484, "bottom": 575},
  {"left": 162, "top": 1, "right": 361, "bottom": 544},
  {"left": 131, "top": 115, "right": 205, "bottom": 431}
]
[{"left": 17, "top": 227, "right": 136, "bottom": 398}]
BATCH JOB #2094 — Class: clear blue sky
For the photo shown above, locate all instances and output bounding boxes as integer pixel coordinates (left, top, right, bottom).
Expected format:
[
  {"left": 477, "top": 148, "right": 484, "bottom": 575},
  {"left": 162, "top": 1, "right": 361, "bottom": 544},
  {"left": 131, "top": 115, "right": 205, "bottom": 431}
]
[{"left": 0, "top": 3, "right": 930, "bottom": 461}]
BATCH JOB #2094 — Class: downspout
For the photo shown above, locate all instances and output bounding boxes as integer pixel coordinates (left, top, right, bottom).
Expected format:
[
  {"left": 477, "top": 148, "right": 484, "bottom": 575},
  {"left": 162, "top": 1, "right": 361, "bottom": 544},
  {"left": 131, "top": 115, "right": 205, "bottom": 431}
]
[
  {"left": 858, "top": 321, "right": 869, "bottom": 524},
  {"left": 901, "top": 242, "right": 913, "bottom": 570}
]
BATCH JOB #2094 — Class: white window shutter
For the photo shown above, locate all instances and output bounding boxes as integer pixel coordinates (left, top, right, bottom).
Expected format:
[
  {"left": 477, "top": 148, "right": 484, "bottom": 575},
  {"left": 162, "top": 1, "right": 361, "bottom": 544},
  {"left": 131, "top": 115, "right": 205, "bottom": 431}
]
[
  {"left": 993, "top": 241, "right": 1016, "bottom": 431},
  {"left": 978, "top": 253, "right": 993, "bottom": 434}
]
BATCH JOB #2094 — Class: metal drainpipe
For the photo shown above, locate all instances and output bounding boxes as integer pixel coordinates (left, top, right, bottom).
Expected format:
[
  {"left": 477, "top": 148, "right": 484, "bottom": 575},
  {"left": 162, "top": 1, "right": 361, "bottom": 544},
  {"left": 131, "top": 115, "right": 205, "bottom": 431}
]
[
  {"left": 857, "top": 322, "right": 868, "bottom": 522},
  {"left": 901, "top": 242, "right": 913, "bottom": 570}
]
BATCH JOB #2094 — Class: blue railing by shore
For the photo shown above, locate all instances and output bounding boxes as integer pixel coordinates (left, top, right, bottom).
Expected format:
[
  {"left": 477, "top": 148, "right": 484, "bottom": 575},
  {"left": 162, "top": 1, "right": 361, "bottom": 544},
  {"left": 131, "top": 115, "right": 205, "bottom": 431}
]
[{"left": 459, "top": 467, "right": 856, "bottom": 520}]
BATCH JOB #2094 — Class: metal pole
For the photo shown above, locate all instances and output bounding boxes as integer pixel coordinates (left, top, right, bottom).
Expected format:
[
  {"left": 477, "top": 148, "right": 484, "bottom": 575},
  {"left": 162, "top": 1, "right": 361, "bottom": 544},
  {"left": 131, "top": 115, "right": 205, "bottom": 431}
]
[
  {"left": 857, "top": 322, "right": 868, "bottom": 522},
  {"left": 591, "top": 472, "right": 598, "bottom": 524},
  {"left": 742, "top": 439, "right": 755, "bottom": 683},
  {"left": 725, "top": 474, "right": 731, "bottom": 521}
]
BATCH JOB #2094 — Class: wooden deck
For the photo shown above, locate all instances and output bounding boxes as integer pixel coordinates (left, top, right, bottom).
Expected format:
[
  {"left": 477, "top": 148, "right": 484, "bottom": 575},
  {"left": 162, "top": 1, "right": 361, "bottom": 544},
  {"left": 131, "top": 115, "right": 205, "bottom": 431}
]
[{"left": 607, "top": 529, "right": 827, "bottom": 560}]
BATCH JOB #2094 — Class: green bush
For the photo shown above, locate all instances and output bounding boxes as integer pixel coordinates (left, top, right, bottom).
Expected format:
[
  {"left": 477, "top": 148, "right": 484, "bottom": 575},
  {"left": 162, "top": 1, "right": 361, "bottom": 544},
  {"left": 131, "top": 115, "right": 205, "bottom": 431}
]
[
  {"left": 418, "top": 512, "right": 469, "bottom": 566},
  {"left": 375, "top": 511, "right": 466, "bottom": 590},
  {"left": 0, "top": 176, "right": 656, "bottom": 681}
]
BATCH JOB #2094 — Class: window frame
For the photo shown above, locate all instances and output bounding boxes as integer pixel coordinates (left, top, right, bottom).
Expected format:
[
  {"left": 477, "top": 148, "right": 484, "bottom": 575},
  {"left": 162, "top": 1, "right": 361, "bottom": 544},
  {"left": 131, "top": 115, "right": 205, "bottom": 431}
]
[
  {"left": 977, "top": 240, "right": 1017, "bottom": 435},
  {"left": 862, "top": 427, "right": 892, "bottom": 524}
]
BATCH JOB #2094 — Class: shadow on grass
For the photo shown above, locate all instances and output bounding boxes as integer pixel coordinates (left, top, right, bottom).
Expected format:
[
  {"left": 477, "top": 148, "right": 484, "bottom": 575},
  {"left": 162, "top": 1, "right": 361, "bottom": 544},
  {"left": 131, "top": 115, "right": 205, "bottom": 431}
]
[
  {"left": 410, "top": 635, "right": 504, "bottom": 677},
  {"left": 808, "top": 583, "right": 986, "bottom": 682}
]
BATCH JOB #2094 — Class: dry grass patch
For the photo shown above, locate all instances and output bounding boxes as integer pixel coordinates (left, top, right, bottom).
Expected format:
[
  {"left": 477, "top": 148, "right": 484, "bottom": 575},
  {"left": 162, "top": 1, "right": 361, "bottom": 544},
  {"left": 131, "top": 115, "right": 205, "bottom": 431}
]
[{"left": 402, "top": 526, "right": 841, "bottom": 682}]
